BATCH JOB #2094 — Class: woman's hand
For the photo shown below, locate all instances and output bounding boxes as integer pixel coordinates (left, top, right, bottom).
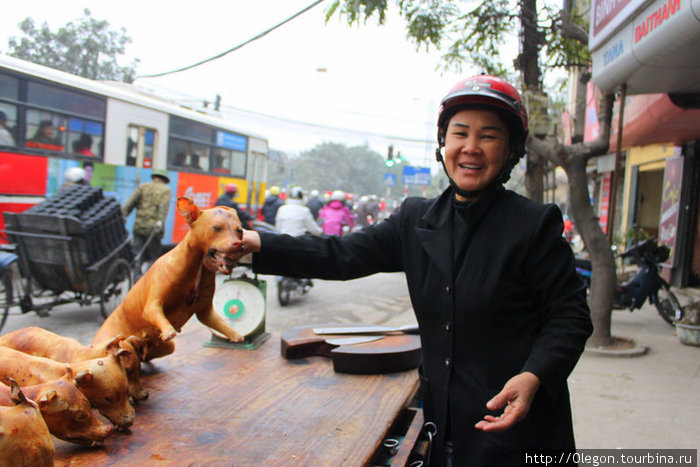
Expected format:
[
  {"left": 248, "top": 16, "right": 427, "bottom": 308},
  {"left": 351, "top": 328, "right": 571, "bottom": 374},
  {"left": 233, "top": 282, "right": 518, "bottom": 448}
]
[
  {"left": 474, "top": 371, "right": 541, "bottom": 432},
  {"left": 235, "top": 229, "right": 261, "bottom": 259}
]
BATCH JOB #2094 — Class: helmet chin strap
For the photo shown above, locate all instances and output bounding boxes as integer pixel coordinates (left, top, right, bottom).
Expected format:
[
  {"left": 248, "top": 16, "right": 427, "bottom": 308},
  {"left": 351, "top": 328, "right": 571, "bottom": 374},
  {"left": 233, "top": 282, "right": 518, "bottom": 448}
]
[{"left": 435, "top": 147, "right": 502, "bottom": 200}]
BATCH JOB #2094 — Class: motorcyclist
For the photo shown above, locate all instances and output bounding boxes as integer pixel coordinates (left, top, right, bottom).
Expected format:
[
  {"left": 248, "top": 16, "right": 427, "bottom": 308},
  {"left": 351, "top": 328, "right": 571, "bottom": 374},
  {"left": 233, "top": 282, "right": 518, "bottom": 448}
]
[
  {"left": 275, "top": 187, "right": 322, "bottom": 293},
  {"left": 319, "top": 190, "right": 355, "bottom": 236},
  {"left": 275, "top": 187, "right": 323, "bottom": 237},
  {"left": 305, "top": 189, "right": 324, "bottom": 220},
  {"left": 215, "top": 183, "right": 252, "bottom": 228},
  {"left": 261, "top": 186, "right": 284, "bottom": 225}
]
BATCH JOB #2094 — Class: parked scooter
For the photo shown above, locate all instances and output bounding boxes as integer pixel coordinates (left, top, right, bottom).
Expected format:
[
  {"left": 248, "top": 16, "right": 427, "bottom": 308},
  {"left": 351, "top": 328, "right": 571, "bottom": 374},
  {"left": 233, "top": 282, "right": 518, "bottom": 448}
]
[{"left": 575, "top": 237, "right": 684, "bottom": 326}]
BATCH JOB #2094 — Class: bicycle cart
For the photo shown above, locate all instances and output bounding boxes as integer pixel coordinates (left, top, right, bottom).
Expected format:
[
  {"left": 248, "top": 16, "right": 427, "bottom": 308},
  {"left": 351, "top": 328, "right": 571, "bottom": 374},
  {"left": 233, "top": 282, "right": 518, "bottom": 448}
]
[{"left": 0, "top": 186, "right": 133, "bottom": 332}]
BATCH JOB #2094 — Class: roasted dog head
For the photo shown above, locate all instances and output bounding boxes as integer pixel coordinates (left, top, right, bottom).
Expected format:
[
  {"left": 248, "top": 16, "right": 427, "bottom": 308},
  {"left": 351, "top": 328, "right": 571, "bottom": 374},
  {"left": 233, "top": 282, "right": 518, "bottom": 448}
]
[{"left": 177, "top": 197, "right": 244, "bottom": 275}]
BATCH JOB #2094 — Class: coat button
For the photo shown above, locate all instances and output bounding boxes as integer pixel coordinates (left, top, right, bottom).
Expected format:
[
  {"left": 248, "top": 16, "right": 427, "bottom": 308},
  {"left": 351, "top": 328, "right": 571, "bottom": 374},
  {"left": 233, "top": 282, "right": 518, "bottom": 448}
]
[
  {"left": 445, "top": 285, "right": 451, "bottom": 294},
  {"left": 444, "top": 323, "right": 451, "bottom": 332},
  {"left": 445, "top": 358, "right": 451, "bottom": 367}
]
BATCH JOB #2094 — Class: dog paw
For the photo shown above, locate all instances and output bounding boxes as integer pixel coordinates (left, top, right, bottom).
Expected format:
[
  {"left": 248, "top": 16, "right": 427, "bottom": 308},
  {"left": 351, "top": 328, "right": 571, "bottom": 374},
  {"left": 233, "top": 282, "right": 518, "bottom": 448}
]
[
  {"left": 228, "top": 332, "right": 244, "bottom": 343},
  {"left": 161, "top": 329, "right": 178, "bottom": 341}
]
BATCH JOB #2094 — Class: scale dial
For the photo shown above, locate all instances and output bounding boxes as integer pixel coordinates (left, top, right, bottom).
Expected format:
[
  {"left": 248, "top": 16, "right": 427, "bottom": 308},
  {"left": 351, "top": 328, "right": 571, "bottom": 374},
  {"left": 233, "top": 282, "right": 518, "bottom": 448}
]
[{"left": 212, "top": 278, "right": 266, "bottom": 338}]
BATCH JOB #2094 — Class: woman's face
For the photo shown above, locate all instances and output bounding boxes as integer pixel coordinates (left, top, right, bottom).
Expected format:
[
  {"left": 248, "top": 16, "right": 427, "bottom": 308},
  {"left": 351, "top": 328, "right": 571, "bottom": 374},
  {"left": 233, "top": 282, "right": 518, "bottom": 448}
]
[{"left": 443, "top": 108, "right": 510, "bottom": 202}]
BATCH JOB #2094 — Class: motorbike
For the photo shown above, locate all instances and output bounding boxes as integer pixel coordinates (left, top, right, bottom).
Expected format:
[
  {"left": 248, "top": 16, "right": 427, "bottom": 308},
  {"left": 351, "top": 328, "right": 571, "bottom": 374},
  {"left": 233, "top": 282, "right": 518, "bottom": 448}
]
[
  {"left": 276, "top": 276, "right": 313, "bottom": 306},
  {"left": 250, "top": 220, "right": 314, "bottom": 306},
  {"left": 574, "top": 237, "right": 684, "bottom": 326}
]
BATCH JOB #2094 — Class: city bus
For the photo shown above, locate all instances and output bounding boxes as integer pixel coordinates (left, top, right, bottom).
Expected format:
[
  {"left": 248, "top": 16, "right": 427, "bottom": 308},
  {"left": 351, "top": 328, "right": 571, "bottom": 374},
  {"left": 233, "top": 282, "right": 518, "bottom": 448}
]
[{"left": 0, "top": 55, "right": 269, "bottom": 244}]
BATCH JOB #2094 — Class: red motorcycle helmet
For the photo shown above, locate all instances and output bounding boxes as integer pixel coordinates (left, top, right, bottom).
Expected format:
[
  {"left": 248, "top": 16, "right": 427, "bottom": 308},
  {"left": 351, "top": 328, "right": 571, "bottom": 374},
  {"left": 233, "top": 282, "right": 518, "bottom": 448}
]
[{"left": 437, "top": 75, "right": 528, "bottom": 147}]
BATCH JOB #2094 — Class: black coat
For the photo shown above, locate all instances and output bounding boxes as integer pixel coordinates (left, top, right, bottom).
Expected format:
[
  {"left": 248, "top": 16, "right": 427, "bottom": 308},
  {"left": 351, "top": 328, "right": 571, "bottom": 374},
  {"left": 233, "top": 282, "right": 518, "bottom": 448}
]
[{"left": 253, "top": 186, "right": 592, "bottom": 466}]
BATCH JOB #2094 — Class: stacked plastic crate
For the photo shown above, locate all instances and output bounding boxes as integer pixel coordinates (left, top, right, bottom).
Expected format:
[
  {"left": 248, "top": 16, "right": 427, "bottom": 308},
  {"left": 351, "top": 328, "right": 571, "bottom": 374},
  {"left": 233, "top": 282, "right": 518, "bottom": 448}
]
[{"left": 3, "top": 185, "right": 128, "bottom": 292}]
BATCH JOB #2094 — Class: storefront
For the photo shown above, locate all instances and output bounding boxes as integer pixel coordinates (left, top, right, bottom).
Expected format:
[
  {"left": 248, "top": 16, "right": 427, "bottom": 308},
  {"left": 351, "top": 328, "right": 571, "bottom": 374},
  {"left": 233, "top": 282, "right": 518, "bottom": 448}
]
[{"left": 588, "top": 0, "right": 700, "bottom": 287}]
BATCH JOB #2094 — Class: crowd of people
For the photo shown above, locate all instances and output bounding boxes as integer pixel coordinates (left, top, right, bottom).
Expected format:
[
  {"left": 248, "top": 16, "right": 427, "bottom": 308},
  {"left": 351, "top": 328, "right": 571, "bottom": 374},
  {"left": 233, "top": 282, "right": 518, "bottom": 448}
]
[{"left": 259, "top": 185, "right": 390, "bottom": 237}]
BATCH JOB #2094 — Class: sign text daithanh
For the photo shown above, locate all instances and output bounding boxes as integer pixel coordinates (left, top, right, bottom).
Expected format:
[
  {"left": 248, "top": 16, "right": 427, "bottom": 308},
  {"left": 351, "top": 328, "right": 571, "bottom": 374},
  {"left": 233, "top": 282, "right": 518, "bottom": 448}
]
[{"left": 634, "top": 0, "right": 681, "bottom": 43}]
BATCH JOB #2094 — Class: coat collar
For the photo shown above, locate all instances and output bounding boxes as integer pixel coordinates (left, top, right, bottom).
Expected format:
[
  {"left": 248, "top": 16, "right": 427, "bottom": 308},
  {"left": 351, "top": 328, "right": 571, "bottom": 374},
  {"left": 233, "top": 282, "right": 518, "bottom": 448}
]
[{"left": 415, "top": 185, "right": 504, "bottom": 281}]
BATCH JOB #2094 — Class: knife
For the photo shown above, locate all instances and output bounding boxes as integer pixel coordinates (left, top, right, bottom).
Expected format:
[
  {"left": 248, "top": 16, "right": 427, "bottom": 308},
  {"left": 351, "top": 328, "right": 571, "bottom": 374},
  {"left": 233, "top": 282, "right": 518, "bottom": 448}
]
[
  {"left": 313, "top": 324, "right": 420, "bottom": 336},
  {"left": 324, "top": 336, "right": 385, "bottom": 346}
]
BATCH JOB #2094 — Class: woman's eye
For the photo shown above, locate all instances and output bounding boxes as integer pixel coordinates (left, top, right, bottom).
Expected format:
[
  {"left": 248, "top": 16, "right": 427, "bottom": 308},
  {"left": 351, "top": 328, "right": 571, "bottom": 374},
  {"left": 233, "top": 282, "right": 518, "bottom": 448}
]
[{"left": 212, "top": 225, "right": 222, "bottom": 232}]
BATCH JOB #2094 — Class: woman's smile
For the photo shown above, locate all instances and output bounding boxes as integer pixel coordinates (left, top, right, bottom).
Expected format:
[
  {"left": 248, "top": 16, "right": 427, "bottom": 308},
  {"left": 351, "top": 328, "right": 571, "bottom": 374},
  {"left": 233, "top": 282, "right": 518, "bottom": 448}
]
[{"left": 443, "top": 109, "right": 510, "bottom": 201}]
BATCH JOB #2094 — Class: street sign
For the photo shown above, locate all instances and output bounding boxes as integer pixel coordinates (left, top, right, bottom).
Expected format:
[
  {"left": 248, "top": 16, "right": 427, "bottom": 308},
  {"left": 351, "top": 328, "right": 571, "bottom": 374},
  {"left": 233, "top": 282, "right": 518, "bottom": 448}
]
[
  {"left": 383, "top": 173, "right": 397, "bottom": 187},
  {"left": 402, "top": 166, "right": 431, "bottom": 186}
]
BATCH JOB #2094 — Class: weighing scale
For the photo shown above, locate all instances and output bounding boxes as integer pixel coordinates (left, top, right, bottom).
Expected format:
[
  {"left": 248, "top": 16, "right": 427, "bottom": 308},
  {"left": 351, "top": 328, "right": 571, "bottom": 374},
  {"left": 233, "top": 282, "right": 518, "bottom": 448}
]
[{"left": 205, "top": 271, "right": 270, "bottom": 350}]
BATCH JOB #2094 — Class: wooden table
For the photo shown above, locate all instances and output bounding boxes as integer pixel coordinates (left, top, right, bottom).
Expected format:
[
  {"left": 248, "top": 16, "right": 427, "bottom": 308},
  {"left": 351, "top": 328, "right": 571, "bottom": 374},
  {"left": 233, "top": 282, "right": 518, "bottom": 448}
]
[{"left": 55, "top": 322, "right": 420, "bottom": 466}]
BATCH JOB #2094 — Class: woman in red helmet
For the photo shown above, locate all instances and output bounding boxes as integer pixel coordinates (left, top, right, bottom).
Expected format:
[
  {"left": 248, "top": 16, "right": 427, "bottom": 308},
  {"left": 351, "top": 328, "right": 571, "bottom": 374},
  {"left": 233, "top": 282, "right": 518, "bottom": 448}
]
[{"left": 236, "top": 76, "right": 591, "bottom": 466}]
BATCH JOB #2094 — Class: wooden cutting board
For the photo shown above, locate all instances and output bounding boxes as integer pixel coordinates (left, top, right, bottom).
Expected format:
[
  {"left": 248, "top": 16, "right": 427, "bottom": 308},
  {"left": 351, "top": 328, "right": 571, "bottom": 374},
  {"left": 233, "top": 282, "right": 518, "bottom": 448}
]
[{"left": 281, "top": 324, "right": 422, "bottom": 374}]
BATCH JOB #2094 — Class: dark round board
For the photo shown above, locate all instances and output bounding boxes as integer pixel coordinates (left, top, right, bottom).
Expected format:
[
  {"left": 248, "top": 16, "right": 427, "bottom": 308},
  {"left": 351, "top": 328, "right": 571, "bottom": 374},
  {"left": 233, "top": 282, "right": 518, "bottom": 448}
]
[{"left": 280, "top": 324, "right": 422, "bottom": 374}]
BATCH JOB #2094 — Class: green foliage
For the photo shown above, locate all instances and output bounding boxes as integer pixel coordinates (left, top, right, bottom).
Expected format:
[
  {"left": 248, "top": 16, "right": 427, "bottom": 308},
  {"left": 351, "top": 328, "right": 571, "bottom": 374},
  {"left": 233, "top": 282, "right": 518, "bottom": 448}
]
[
  {"left": 268, "top": 142, "right": 388, "bottom": 196},
  {"left": 326, "top": 0, "right": 390, "bottom": 24},
  {"left": 6, "top": 9, "right": 138, "bottom": 82},
  {"left": 541, "top": 4, "right": 591, "bottom": 69},
  {"left": 327, "top": 0, "right": 591, "bottom": 77}
]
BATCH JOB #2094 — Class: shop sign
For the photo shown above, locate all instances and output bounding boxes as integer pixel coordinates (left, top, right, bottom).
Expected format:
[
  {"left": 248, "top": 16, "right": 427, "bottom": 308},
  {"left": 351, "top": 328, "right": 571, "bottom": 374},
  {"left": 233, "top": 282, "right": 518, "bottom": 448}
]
[
  {"left": 659, "top": 151, "right": 683, "bottom": 272},
  {"left": 634, "top": 0, "right": 682, "bottom": 43}
]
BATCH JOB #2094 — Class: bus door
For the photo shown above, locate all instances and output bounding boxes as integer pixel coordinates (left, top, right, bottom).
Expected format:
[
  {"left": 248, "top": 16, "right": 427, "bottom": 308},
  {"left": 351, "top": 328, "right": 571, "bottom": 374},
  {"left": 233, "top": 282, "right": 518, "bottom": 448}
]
[
  {"left": 247, "top": 149, "right": 267, "bottom": 218},
  {"left": 126, "top": 125, "right": 157, "bottom": 169}
]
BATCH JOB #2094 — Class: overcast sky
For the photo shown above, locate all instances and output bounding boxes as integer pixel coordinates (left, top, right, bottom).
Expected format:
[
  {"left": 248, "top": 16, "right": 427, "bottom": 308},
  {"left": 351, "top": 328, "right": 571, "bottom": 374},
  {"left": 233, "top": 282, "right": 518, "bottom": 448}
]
[{"left": 0, "top": 1, "right": 481, "bottom": 167}]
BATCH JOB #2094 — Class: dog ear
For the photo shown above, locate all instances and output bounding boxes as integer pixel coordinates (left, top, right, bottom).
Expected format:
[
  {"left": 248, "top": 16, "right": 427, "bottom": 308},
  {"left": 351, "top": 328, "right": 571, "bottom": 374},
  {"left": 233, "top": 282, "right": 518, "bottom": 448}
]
[{"left": 177, "top": 197, "right": 200, "bottom": 225}]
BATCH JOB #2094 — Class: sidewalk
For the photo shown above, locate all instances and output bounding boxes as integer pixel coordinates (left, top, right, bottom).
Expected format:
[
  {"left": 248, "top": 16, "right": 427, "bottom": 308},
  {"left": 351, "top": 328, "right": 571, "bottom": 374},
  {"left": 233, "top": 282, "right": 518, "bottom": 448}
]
[{"left": 570, "top": 288, "right": 700, "bottom": 450}]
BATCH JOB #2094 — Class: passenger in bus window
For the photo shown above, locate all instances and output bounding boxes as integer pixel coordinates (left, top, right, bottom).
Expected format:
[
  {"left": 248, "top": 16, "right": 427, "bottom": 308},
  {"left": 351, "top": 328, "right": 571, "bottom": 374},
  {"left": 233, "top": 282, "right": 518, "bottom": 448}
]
[
  {"left": 28, "top": 119, "right": 63, "bottom": 150},
  {"left": 173, "top": 151, "right": 187, "bottom": 167},
  {"left": 190, "top": 153, "right": 203, "bottom": 170},
  {"left": 126, "top": 137, "right": 137, "bottom": 166},
  {"left": 0, "top": 111, "right": 15, "bottom": 146},
  {"left": 73, "top": 133, "right": 96, "bottom": 156}
]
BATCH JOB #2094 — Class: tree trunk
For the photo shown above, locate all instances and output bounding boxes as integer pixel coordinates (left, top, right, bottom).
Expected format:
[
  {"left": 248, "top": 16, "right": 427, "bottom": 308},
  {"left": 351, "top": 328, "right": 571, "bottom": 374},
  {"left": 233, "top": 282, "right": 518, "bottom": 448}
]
[
  {"left": 526, "top": 150, "right": 545, "bottom": 202},
  {"left": 519, "top": 0, "right": 545, "bottom": 203},
  {"left": 529, "top": 93, "right": 617, "bottom": 348},
  {"left": 564, "top": 154, "right": 616, "bottom": 347}
]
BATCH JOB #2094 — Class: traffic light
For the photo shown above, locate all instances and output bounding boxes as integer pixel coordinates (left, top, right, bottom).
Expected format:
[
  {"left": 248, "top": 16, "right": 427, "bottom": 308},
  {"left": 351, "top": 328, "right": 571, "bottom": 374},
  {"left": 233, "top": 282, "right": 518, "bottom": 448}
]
[{"left": 385, "top": 145, "right": 394, "bottom": 167}]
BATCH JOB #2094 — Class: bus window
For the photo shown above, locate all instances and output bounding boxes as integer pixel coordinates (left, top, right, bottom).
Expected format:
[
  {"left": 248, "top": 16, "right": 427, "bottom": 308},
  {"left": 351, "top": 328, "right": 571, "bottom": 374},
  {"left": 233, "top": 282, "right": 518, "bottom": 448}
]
[
  {"left": 231, "top": 150, "right": 246, "bottom": 178},
  {"left": 25, "top": 110, "right": 66, "bottom": 152},
  {"left": 212, "top": 150, "right": 230, "bottom": 173},
  {"left": 68, "top": 117, "right": 103, "bottom": 157},
  {"left": 0, "top": 103, "right": 17, "bottom": 147},
  {"left": 27, "top": 81, "right": 105, "bottom": 118},
  {"left": 0, "top": 73, "right": 19, "bottom": 147},
  {"left": 126, "top": 125, "right": 157, "bottom": 168},
  {"left": 0, "top": 72, "right": 19, "bottom": 100},
  {"left": 188, "top": 142, "right": 209, "bottom": 171}
]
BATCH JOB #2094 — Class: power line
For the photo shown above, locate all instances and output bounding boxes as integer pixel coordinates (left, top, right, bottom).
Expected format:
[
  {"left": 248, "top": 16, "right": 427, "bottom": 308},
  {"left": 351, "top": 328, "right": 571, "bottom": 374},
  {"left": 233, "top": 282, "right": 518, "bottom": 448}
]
[
  {"left": 136, "top": 0, "right": 325, "bottom": 79},
  {"left": 219, "top": 103, "right": 436, "bottom": 145}
]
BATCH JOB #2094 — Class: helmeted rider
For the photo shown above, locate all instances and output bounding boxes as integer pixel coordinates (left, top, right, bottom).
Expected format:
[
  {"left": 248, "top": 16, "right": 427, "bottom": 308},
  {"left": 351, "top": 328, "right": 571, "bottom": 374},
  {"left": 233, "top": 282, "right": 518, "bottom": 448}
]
[
  {"left": 262, "top": 185, "right": 284, "bottom": 226},
  {"left": 319, "top": 190, "right": 355, "bottom": 236},
  {"left": 215, "top": 183, "right": 252, "bottom": 228},
  {"left": 305, "top": 189, "right": 324, "bottom": 220},
  {"left": 59, "top": 166, "right": 86, "bottom": 191},
  {"left": 275, "top": 186, "right": 321, "bottom": 292},
  {"left": 275, "top": 187, "right": 322, "bottom": 237}
]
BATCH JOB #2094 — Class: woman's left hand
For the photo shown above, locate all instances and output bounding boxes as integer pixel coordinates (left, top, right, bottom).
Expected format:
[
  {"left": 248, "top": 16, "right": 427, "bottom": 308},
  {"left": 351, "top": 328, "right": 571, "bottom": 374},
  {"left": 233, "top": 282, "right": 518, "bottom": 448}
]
[{"left": 474, "top": 371, "right": 541, "bottom": 432}]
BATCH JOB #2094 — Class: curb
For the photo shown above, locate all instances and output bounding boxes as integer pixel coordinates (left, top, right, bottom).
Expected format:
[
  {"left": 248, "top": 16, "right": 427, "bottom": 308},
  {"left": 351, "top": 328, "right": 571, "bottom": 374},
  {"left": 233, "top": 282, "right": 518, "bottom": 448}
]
[{"left": 584, "top": 336, "right": 649, "bottom": 358}]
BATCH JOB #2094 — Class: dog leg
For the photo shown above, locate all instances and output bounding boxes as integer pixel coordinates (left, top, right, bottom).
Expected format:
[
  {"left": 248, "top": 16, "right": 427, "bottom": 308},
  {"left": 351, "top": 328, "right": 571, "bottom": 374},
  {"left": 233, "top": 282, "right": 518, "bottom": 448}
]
[
  {"left": 196, "top": 307, "right": 244, "bottom": 342},
  {"left": 144, "top": 340, "right": 175, "bottom": 361},
  {"left": 142, "top": 302, "right": 177, "bottom": 341}
]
